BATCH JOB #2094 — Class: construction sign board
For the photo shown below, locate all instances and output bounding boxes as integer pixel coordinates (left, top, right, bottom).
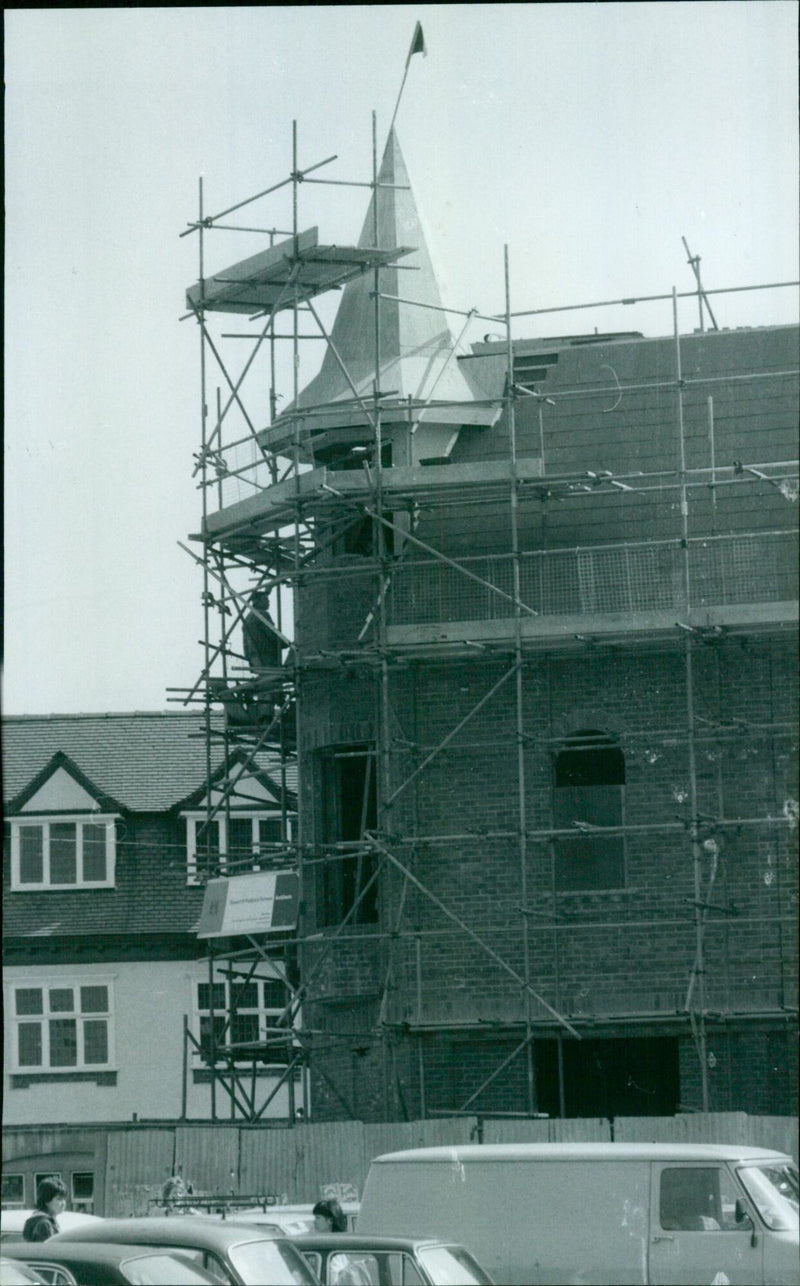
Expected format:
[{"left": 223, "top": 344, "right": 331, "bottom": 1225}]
[{"left": 197, "top": 871, "right": 299, "bottom": 938}]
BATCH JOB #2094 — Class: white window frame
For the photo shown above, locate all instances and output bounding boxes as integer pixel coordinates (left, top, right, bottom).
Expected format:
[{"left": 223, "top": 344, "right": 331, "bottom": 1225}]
[
  {"left": 193, "top": 974, "right": 295, "bottom": 1067},
  {"left": 10, "top": 978, "right": 116, "bottom": 1073},
  {"left": 9, "top": 816, "right": 117, "bottom": 890},
  {"left": 184, "top": 811, "right": 293, "bottom": 885}
]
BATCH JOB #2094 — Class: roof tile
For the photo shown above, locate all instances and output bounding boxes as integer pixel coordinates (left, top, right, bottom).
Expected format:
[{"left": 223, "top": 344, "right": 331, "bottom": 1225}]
[{"left": 2, "top": 711, "right": 297, "bottom": 812}]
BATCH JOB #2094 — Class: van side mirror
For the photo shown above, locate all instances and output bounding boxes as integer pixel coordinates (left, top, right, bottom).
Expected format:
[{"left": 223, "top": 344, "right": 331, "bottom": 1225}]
[
  {"left": 735, "top": 1199, "right": 758, "bottom": 1248},
  {"left": 734, "top": 1198, "right": 753, "bottom": 1227}
]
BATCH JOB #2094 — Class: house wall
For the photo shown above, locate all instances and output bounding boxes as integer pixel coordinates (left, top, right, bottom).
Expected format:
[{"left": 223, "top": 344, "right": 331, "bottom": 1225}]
[
  {"left": 2, "top": 813, "right": 205, "bottom": 938},
  {"left": 3, "top": 959, "right": 299, "bottom": 1126}
]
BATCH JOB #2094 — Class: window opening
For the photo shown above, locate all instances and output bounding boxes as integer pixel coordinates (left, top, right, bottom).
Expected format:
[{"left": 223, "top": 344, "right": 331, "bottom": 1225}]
[
  {"left": 195, "top": 976, "right": 292, "bottom": 1065},
  {"left": 186, "top": 812, "right": 293, "bottom": 883},
  {"left": 553, "top": 730, "right": 625, "bottom": 890},
  {"left": 1, "top": 1174, "right": 25, "bottom": 1207},
  {"left": 71, "top": 1172, "right": 95, "bottom": 1213},
  {"left": 14, "top": 984, "right": 112, "bottom": 1071},
  {"left": 318, "top": 745, "right": 379, "bottom": 926},
  {"left": 536, "top": 1035, "right": 679, "bottom": 1117},
  {"left": 329, "top": 513, "right": 393, "bottom": 558},
  {"left": 11, "top": 818, "right": 116, "bottom": 889},
  {"left": 513, "top": 351, "right": 559, "bottom": 389}
]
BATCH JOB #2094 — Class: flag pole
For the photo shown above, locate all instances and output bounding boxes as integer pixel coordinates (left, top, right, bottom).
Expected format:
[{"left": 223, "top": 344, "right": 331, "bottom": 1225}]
[
  {"left": 389, "top": 22, "right": 425, "bottom": 133},
  {"left": 389, "top": 62, "right": 411, "bottom": 134}
]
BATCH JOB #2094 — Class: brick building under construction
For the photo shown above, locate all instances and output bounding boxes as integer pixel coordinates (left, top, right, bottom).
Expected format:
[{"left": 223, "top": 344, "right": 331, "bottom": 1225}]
[{"left": 182, "top": 124, "right": 798, "bottom": 1126}]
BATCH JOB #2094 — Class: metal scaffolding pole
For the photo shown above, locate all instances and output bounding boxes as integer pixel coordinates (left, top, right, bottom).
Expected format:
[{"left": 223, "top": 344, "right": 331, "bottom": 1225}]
[
  {"left": 180, "top": 116, "right": 797, "bottom": 1124},
  {"left": 673, "top": 286, "right": 710, "bottom": 1112},
  {"left": 504, "top": 244, "right": 537, "bottom": 1113}
]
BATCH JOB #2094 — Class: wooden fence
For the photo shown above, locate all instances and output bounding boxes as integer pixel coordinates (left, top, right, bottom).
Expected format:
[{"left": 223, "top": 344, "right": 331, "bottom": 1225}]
[{"left": 3, "top": 1113, "right": 797, "bottom": 1217}]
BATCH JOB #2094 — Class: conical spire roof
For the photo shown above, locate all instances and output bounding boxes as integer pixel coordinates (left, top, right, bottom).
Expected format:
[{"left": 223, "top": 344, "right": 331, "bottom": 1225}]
[{"left": 293, "top": 130, "right": 486, "bottom": 421}]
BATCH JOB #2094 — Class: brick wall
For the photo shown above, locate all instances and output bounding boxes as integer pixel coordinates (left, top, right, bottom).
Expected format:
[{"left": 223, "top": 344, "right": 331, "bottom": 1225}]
[
  {"left": 297, "top": 636, "right": 797, "bottom": 1118},
  {"left": 294, "top": 325, "right": 798, "bottom": 1121}
]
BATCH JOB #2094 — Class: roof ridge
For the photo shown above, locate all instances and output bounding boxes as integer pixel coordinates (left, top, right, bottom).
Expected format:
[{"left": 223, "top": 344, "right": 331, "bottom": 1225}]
[{"left": 3, "top": 710, "right": 206, "bottom": 722}]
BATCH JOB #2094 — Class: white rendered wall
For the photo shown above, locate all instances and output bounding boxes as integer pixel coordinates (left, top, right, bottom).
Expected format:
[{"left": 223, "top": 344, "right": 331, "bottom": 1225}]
[{"left": 3, "top": 959, "right": 302, "bottom": 1125}]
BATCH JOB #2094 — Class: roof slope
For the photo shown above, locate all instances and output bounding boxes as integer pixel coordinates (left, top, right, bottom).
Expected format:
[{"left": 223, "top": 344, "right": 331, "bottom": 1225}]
[{"left": 2, "top": 711, "right": 296, "bottom": 812}]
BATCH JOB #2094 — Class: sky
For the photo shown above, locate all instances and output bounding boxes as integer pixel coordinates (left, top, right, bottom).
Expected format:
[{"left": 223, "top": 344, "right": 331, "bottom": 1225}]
[{"left": 4, "top": 3, "right": 798, "bottom": 715}]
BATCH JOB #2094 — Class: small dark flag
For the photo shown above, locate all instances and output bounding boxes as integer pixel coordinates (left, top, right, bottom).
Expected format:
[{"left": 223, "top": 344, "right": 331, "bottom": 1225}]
[
  {"left": 392, "top": 21, "right": 427, "bottom": 129},
  {"left": 409, "top": 21, "right": 426, "bottom": 60}
]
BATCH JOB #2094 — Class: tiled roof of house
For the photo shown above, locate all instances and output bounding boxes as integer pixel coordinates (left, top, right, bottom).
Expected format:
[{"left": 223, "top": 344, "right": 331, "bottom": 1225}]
[{"left": 2, "top": 711, "right": 297, "bottom": 812}]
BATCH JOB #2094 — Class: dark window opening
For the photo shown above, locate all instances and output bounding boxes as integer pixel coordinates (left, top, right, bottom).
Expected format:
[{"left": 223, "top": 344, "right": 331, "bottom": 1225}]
[
  {"left": 329, "top": 513, "right": 393, "bottom": 558},
  {"left": 71, "top": 1171, "right": 95, "bottom": 1214},
  {"left": 536, "top": 1036, "right": 680, "bottom": 1117},
  {"left": 227, "top": 817, "right": 254, "bottom": 860},
  {"left": 195, "top": 819, "right": 221, "bottom": 879},
  {"left": 553, "top": 730, "right": 625, "bottom": 890},
  {"left": 1, "top": 1174, "right": 25, "bottom": 1207},
  {"left": 318, "top": 745, "right": 379, "bottom": 927},
  {"left": 513, "top": 351, "right": 559, "bottom": 389},
  {"left": 197, "top": 978, "right": 291, "bottom": 1065},
  {"left": 344, "top": 516, "right": 376, "bottom": 557},
  {"left": 315, "top": 440, "right": 392, "bottom": 471}
]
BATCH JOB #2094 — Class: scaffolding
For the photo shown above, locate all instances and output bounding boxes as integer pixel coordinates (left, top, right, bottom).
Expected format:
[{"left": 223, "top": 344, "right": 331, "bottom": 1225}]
[{"left": 174, "top": 117, "right": 799, "bottom": 1123}]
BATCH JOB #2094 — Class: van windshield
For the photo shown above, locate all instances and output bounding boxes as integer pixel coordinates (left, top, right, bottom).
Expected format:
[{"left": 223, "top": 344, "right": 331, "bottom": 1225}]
[{"left": 738, "top": 1163, "right": 799, "bottom": 1231}]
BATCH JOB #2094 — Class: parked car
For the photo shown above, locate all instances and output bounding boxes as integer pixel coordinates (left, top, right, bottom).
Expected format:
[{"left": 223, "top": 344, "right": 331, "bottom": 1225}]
[
  {"left": 211, "top": 1204, "right": 360, "bottom": 1236},
  {"left": 0, "top": 1213, "right": 102, "bottom": 1245},
  {"left": 49, "top": 1216, "right": 319, "bottom": 1285},
  {"left": 289, "top": 1234, "right": 493, "bottom": 1285},
  {"left": 0, "top": 1259, "right": 48, "bottom": 1286},
  {"left": 2, "top": 1242, "right": 224, "bottom": 1286}
]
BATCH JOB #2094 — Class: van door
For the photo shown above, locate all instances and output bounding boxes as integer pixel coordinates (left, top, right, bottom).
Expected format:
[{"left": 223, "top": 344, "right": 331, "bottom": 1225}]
[{"left": 649, "top": 1163, "right": 761, "bottom": 1285}]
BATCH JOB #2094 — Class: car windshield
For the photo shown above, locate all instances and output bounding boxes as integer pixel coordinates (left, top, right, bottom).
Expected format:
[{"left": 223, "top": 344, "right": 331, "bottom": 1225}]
[
  {"left": 227, "top": 1239, "right": 318, "bottom": 1285},
  {"left": 121, "top": 1252, "right": 223, "bottom": 1284},
  {"left": 0, "top": 1262, "right": 48, "bottom": 1286},
  {"left": 416, "top": 1245, "right": 493, "bottom": 1285},
  {"left": 738, "top": 1163, "right": 800, "bottom": 1231}
]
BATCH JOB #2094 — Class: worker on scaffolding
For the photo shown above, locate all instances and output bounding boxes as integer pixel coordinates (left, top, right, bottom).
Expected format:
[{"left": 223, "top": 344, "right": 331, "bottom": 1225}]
[
  {"left": 243, "top": 590, "right": 283, "bottom": 674},
  {"left": 208, "top": 590, "right": 288, "bottom": 730}
]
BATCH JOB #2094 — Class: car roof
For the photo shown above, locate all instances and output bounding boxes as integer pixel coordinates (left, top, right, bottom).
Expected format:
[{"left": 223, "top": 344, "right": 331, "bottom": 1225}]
[
  {"left": 291, "top": 1234, "right": 465, "bottom": 1252},
  {"left": 51, "top": 1216, "right": 285, "bottom": 1249},
  {"left": 370, "top": 1142, "right": 795, "bottom": 1164},
  {"left": 196, "top": 1212, "right": 284, "bottom": 1231},
  {"left": 5, "top": 1241, "right": 198, "bottom": 1264},
  {"left": 0, "top": 1211, "right": 102, "bottom": 1230}
]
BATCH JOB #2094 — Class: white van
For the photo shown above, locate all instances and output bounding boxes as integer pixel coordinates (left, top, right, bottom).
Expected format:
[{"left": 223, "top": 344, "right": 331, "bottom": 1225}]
[{"left": 356, "top": 1142, "right": 799, "bottom": 1285}]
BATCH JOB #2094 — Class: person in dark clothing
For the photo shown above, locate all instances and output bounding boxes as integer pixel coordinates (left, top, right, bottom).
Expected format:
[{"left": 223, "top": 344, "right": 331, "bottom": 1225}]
[
  {"left": 243, "top": 592, "right": 283, "bottom": 673},
  {"left": 23, "top": 1176, "right": 68, "bottom": 1241}
]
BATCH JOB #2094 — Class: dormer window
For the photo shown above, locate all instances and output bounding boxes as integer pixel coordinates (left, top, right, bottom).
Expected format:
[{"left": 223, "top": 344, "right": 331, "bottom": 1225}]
[
  {"left": 10, "top": 817, "right": 117, "bottom": 890},
  {"left": 184, "top": 812, "right": 292, "bottom": 885}
]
